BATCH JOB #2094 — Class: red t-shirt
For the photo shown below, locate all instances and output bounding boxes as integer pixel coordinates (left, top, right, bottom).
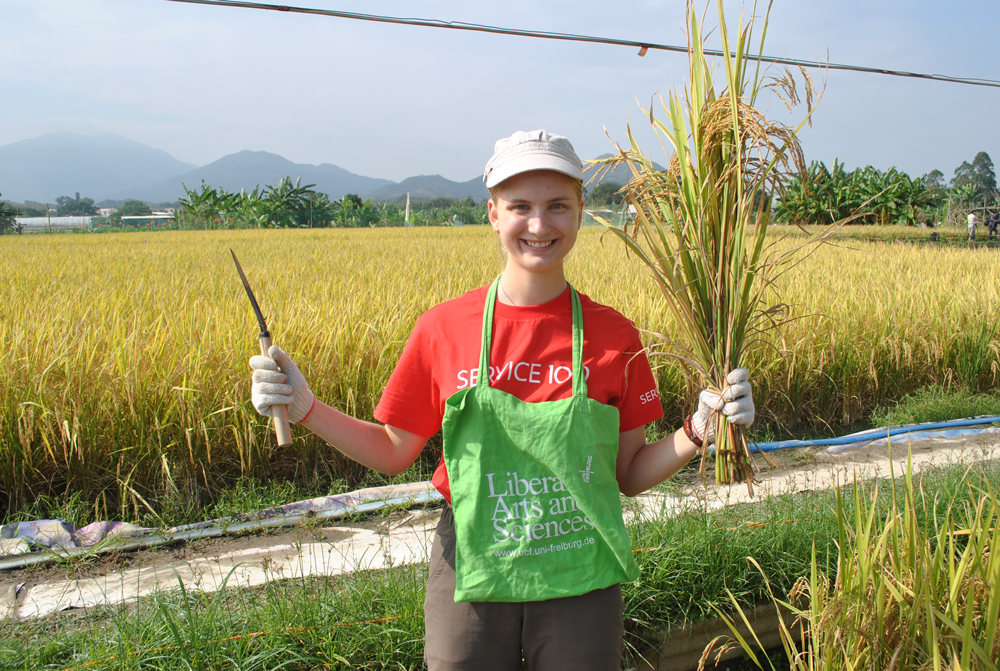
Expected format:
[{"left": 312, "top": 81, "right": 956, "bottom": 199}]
[{"left": 374, "top": 284, "right": 664, "bottom": 503}]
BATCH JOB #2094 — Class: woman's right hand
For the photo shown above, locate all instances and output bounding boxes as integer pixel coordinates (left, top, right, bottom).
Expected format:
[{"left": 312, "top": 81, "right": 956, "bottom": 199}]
[
  {"left": 691, "top": 368, "right": 754, "bottom": 446},
  {"left": 249, "top": 345, "right": 316, "bottom": 424}
]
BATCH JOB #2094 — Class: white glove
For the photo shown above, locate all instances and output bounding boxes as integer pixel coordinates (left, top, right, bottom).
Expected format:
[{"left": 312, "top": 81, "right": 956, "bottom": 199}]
[
  {"left": 691, "top": 368, "right": 755, "bottom": 446},
  {"left": 249, "top": 345, "right": 316, "bottom": 424}
]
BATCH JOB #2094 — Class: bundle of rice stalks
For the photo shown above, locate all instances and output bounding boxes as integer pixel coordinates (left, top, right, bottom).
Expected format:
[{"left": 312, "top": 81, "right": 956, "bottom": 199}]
[{"left": 593, "top": 0, "right": 821, "bottom": 491}]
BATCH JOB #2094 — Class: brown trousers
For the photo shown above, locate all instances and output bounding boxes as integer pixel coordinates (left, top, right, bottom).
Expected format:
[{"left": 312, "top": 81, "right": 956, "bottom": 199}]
[{"left": 424, "top": 506, "right": 624, "bottom": 671}]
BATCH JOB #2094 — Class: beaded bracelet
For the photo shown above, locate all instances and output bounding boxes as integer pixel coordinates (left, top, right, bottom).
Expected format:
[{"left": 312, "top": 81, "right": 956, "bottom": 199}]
[{"left": 683, "top": 414, "right": 704, "bottom": 448}]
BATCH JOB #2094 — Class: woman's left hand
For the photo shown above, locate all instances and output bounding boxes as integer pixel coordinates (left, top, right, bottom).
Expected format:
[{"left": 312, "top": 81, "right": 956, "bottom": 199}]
[{"left": 691, "top": 368, "right": 755, "bottom": 446}]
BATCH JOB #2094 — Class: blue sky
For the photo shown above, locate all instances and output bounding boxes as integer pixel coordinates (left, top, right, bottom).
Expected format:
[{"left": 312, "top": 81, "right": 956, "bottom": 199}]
[{"left": 2, "top": 0, "right": 998, "bottom": 182}]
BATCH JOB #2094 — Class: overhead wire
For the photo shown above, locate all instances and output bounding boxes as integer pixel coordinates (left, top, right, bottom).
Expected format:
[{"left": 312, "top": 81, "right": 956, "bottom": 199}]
[{"left": 160, "top": 0, "right": 1000, "bottom": 90}]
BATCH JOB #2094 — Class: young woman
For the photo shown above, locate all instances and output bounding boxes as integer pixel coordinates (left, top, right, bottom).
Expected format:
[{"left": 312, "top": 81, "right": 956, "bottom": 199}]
[{"left": 249, "top": 129, "right": 755, "bottom": 670}]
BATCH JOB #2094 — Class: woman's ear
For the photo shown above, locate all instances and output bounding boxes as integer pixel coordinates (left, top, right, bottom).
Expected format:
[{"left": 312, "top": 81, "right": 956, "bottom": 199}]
[{"left": 487, "top": 198, "right": 500, "bottom": 232}]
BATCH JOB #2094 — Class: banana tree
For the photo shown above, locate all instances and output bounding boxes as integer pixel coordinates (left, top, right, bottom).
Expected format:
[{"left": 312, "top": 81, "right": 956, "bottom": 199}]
[
  {"left": 233, "top": 186, "right": 272, "bottom": 228},
  {"left": 776, "top": 161, "right": 936, "bottom": 226},
  {"left": 265, "top": 177, "right": 317, "bottom": 228},
  {"left": 178, "top": 181, "right": 235, "bottom": 229}
]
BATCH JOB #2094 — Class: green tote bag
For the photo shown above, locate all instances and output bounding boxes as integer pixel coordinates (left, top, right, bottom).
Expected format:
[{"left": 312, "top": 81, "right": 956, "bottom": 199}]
[{"left": 442, "top": 279, "right": 639, "bottom": 603}]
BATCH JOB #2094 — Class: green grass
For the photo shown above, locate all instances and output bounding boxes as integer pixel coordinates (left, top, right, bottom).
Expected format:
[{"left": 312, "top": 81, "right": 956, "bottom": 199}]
[
  {"left": 870, "top": 384, "right": 1000, "bottom": 427},
  {"left": 4, "top": 458, "right": 998, "bottom": 670},
  {"left": 0, "top": 563, "right": 428, "bottom": 670},
  {"left": 1, "top": 457, "right": 437, "bottom": 530}
]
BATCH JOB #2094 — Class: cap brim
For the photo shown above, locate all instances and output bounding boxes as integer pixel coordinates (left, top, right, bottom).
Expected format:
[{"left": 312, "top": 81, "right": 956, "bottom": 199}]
[{"left": 485, "top": 154, "right": 584, "bottom": 189}]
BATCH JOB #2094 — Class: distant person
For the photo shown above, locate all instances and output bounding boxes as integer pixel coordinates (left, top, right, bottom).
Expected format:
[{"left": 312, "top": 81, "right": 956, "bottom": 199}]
[
  {"left": 987, "top": 212, "right": 1000, "bottom": 239},
  {"left": 968, "top": 212, "right": 978, "bottom": 241}
]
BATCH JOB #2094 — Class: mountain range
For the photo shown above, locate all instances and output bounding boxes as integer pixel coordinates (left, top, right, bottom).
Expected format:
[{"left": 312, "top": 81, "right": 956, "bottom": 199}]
[
  {"left": 126, "top": 150, "right": 397, "bottom": 203},
  {"left": 0, "top": 133, "right": 196, "bottom": 204},
  {"left": 0, "top": 133, "right": 650, "bottom": 205}
]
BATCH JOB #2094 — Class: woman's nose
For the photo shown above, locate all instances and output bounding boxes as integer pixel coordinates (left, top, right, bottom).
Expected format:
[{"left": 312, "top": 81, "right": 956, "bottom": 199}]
[{"left": 527, "top": 210, "right": 548, "bottom": 232}]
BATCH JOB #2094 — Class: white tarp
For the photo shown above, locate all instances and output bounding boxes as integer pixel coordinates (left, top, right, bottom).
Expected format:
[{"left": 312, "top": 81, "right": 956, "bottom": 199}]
[{"left": 15, "top": 216, "right": 91, "bottom": 231}]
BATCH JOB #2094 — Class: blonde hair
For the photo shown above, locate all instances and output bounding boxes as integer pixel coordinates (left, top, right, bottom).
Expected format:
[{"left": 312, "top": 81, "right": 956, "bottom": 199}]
[{"left": 488, "top": 173, "right": 584, "bottom": 203}]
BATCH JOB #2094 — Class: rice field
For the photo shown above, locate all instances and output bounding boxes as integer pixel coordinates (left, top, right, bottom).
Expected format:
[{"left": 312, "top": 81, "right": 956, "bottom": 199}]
[{"left": 2, "top": 227, "right": 999, "bottom": 522}]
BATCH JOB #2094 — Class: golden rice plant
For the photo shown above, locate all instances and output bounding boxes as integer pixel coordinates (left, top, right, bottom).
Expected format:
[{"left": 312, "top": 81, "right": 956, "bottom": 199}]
[
  {"left": 593, "top": 0, "right": 820, "bottom": 490},
  {"left": 1, "top": 226, "right": 999, "bottom": 523},
  {"left": 0, "top": 228, "right": 500, "bottom": 521}
]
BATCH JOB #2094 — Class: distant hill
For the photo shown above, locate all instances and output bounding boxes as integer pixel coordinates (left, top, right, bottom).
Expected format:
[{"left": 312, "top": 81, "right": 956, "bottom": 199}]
[
  {"left": 122, "top": 150, "right": 395, "bottom": 202},
  {"left": 0, "top": 134, "right": 664, "bottom": 207},
  {"left": 364, "top": 160, "right": 659, "bottom": 203},
  {"left": 362, "top": 156, "right": 665, "bottom": 204},
  {"left": 366, "top": 174, "right": 488, "bottom": 202},
  {"left": 0, "top": 132, "right": 196, "bottom": 203}
]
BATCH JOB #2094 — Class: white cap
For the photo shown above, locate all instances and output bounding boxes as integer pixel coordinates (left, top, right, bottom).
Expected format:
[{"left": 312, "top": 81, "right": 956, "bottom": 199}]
[{"left": 483, "top": 129, "right": 584, "bottom": 188}]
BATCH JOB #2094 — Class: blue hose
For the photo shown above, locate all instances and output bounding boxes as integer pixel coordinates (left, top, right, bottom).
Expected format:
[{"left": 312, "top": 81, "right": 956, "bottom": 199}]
[{"left": 745, "top": 415, "right": 1000, "bottom": 453}]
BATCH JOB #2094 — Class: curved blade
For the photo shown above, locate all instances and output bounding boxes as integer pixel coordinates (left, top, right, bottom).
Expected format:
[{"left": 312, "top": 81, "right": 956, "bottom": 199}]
[{"left": 230, "top": 249, "right": 270, "bottom": 338}]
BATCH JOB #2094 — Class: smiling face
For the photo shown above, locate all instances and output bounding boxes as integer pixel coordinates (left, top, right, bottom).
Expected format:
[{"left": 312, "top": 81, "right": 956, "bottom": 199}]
[{"left": 488, "top": 170, "right": 584, "bottom": 282}]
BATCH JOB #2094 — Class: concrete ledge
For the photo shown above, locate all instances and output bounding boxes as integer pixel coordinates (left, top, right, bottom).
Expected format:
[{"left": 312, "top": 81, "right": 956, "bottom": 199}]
[{"left": 636, "top": 603, "right": 799, "bottom": 671}]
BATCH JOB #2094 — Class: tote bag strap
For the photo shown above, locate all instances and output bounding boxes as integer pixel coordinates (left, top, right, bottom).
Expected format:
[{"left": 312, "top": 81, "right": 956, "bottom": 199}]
[
  {"left": 476, "top": 278, "right": 500, "bottom": 387},
  {"left": 477, "top": 277, "right": 588, "bottom": 399},
  {"left": 570, "top": 287, "right": 587, "bottom": 399}
]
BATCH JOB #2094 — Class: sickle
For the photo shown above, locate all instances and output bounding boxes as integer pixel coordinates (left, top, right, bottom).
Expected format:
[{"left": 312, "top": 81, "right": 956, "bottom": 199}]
[{"left": 231, "top": 249, "right": 293, "bottom": 447}]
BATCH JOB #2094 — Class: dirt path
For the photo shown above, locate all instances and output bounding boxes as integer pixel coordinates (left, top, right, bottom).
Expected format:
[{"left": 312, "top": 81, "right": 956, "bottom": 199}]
[
  {"left": 3, "top": 432, "right": 998, "bottom": 620},
  {"left": 632, "top": 430, "right": 1000, "bottom": 520}
]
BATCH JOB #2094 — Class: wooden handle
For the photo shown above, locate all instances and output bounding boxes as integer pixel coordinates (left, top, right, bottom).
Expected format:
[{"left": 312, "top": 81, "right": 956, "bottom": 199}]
[{"left": 259, "top": 336, "right": 294, "bottom": 448}]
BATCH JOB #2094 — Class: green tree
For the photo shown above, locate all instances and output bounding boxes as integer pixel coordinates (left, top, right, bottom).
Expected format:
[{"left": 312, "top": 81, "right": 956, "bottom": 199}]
[
  {"left": 923, "top": 169, "right": 945, "bottom": 190},
  {"left": 952, "top": 182, "right": 979, "bottom": 208},
  {"left": 951, "top": 151, "right": 996, "bottom": 200},
  {"left": 303, "top": 191, "right": 338, "bottom": 227},
  {"left": 421, "top": 197, "right": 459, "bottom": 209},
  {"left": 54, "top": 192, "right": 98, "bottom": 216},
  {"left": 336, "top": 194, "right": 379, "bottom": 227},
  {"left": 178, "top": 181, "right": 235, "bottom": 229},
  {"left": 9, "top": 202, "right": 45, "bottom": 217},
  {"left": 971, "top": 152, "right": 996, "bottom": 192},
  {"left": 775, "top": 160, "right": 935, "bottom": 226},
  {"left": 341, "top": 194, "right": 364, "bottom": 210},
  {"left": 264, "top": 176, "right": 316, "bottom": 228},
  {"left": 0, "top": 193, "right": 20, "bottom": 234},
  {"left": 179, "top": 178, "right": 338, "bottom": 229},
  {"left": 589, "top": 181, "right": 624, "bottom": 206},
  {"left": 233, "top": 185, "right": 270, "bottom": 228},
  {"left": 117, "top": 199, "right": 152, "bottom": 217}
]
